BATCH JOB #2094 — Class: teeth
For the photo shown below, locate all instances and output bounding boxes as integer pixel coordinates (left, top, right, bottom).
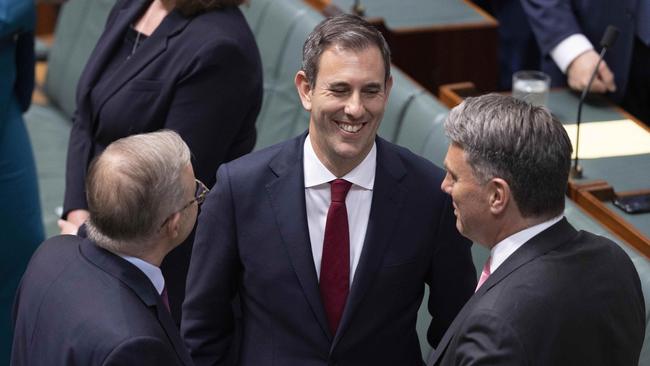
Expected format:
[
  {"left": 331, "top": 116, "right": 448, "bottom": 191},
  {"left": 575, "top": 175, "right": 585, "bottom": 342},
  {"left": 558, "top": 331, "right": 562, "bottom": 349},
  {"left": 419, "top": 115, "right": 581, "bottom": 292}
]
[{"left": 337, "top": 122, "right": 363, "bottom": 133}]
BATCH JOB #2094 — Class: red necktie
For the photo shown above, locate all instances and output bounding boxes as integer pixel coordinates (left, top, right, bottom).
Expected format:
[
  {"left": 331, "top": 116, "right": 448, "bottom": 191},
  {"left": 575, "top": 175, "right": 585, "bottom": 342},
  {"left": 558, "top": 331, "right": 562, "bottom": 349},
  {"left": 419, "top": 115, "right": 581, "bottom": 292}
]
[
  {"left": 475, "top": 256, "right": 491, "bottom": 292},
  {"left": 320, "top": 179, "right": 352, "bottom": 334},
  {"left": 161, "top": 286, "right": 171, "bottom": 312}
]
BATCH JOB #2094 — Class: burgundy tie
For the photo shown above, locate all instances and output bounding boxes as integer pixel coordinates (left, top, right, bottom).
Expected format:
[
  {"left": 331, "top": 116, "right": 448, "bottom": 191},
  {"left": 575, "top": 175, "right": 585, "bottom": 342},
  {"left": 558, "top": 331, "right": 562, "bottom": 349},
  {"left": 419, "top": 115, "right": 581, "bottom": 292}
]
[
  {"left": 320, "top": 179, "right": 352, "bottom": 334},
  {"left": 161, "top": 286, "right": 171, "bottom": 312}
]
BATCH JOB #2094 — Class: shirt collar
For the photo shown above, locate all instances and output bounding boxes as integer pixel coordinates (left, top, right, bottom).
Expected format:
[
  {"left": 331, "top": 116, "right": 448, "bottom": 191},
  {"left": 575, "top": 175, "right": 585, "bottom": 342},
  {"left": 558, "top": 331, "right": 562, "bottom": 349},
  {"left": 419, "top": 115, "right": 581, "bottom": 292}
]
[
  {"left": 490, "top": 215, "right": 564, "bottom": 272},
  {"left": 303, "top": 135, "right": 376, "bottom": 190},
  {"left": 119, "top": 255, "right": 165, "bottom": 295}
]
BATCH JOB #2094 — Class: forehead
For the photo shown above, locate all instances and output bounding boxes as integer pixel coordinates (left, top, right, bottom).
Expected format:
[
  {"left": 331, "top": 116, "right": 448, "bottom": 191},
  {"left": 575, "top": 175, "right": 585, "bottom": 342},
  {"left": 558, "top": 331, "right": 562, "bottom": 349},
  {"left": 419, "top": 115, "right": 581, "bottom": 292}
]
[
  {"left": 315, "top": 45, "right": 386, "bottom": 85},
  {"left": 444, "top": 143, "right": 471, "bottom": 172}
]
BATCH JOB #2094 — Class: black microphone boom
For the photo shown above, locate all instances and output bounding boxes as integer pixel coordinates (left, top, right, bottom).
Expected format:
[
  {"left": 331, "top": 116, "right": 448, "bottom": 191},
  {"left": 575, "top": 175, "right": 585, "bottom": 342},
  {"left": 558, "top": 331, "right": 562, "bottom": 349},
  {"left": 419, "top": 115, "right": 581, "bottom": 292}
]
[{"left": 571, "top": 25, "right": 619, "bottom": 179}]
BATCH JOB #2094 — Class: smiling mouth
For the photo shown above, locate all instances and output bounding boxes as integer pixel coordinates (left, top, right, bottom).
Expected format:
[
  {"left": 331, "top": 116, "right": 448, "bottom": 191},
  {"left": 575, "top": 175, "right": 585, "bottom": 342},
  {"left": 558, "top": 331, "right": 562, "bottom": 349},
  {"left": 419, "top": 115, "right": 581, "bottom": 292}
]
[{"left": 336, "top": 121, "right": 366, "bottom": 133}]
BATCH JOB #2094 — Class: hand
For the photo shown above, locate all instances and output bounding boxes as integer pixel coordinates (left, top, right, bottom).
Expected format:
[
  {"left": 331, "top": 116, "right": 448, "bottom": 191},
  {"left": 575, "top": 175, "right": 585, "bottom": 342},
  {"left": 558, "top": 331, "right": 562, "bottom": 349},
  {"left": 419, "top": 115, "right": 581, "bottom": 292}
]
[
  {"left": 59, "top": 209, "right": 90, "bottom": 235},
  {"left": 566, "top": 50, "right": 616, "bottom": 93}
]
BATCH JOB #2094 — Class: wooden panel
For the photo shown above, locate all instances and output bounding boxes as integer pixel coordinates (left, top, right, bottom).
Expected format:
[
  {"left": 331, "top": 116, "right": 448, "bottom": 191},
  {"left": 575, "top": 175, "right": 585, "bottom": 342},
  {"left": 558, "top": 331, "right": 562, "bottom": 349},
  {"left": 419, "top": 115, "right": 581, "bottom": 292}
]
[
  {"left": 568, "top": 182, "right": 650, "bottom": 259},
  {"left": 36, "top": 4, "right": 61, "bottom": 35}
]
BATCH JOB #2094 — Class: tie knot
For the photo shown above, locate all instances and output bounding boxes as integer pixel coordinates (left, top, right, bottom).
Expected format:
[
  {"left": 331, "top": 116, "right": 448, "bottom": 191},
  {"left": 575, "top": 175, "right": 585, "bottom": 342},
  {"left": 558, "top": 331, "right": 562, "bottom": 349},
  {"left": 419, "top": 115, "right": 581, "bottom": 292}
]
[{"left": 330, "top": 179, "right": 352, "bottom": 203}]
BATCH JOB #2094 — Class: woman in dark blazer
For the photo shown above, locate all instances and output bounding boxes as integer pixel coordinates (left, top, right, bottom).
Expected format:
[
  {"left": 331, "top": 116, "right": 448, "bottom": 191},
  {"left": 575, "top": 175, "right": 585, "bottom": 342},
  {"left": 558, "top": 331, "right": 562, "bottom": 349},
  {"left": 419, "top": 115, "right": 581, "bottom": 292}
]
[
  {"left": 59, "top": 0, "right": 263, "bottom": 324},
  {"left": 0, "top": 0, "right": 44, "bottom": 362}
]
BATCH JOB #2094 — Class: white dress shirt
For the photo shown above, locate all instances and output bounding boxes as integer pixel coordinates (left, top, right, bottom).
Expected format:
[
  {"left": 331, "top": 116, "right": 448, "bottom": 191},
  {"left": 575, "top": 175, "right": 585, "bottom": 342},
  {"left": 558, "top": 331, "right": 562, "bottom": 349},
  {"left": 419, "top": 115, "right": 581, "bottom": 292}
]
[
  {"left": 490, "top": 215, "right": 564, "bottom": 273},
  {"left": 120, "top": 254, "right": 165, "bottom": 295},
  {"left": 550, "top": 34, "right": 594, "bottom": 73},
  {"left": 303, "top": 136, "right": 376, "bottom": 285}
]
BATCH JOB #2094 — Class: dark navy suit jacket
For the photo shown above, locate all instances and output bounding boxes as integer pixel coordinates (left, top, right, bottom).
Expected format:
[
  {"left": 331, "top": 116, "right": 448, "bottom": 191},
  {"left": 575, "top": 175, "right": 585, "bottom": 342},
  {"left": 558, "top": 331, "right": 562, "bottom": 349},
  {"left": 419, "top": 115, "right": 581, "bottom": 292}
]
[
  {"left": 182, "top": 133, "right": 476, "bottom": 366},
  {"left": 428, "top": 219, "right": 645, "bottom": 366},
  {"left": 63, "top": 0, "right": 263, "bottom": 322},
  {"left": 522, "top": 0, "right": 639, "bottom": 102},
  {"left": 11, "top": 236, "right": 194, "bottom": 366}
]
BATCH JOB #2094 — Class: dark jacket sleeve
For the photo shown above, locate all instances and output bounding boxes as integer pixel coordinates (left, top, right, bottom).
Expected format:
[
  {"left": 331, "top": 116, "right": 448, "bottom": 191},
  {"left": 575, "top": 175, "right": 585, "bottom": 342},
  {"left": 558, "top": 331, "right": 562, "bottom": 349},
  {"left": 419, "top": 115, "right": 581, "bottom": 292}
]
[
  {"left": 441, "top": 310, "right": 527, "bottom": 366},
  {"left": 61, "top": 0, "right": 128, "bottom": 217},
  {"left": 520, "top": 0, "right": 583, "bottom": 56},
  {"left": 103, "top": 337, "right": 184, "bottom": 366},
  {"left": 182, "top": 164, "right": 241, "bottom": 366},
  {"left": 163, "top": 36, "right": 261, "bottom": 188}
]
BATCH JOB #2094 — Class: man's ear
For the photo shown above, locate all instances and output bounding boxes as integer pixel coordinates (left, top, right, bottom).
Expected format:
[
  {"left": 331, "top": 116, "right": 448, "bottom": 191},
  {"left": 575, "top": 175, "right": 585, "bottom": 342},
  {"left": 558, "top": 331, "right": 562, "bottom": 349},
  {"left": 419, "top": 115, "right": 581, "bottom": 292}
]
[
  {"left": 488, "top": 177, "right": 510, "bottom": 215},
  {"left": 163, "top": 212, "right": 182, "bottom": 239},
  {"left": 295, "top": 70, "right": 313, "bottom": 111}
]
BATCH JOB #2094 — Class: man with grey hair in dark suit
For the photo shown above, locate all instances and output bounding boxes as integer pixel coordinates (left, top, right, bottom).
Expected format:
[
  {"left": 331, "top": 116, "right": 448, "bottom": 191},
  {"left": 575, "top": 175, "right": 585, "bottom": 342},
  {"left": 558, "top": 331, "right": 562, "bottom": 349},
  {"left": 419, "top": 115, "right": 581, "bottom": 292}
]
[
  {"left": 428, "top": 94, "right": 645, "bottom": 366},
  {"left": 12, "top": 130, "right": 207, "bottom": 366}
]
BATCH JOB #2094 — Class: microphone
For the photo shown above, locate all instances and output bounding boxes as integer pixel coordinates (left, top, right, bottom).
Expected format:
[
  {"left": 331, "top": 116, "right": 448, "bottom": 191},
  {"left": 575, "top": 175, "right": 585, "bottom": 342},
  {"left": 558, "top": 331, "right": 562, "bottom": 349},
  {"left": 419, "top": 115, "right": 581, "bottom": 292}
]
[{"left": 571, "top": 25, "right": 619, "bottom": 179}]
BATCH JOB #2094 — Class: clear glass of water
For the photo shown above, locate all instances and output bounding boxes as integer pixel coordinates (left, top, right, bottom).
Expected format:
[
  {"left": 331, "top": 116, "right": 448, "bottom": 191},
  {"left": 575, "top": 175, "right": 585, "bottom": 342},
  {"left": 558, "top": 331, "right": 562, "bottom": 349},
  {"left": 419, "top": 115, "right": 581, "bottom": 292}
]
[{"left": 512, "top": 70, "right": 550, "bottom": 107}]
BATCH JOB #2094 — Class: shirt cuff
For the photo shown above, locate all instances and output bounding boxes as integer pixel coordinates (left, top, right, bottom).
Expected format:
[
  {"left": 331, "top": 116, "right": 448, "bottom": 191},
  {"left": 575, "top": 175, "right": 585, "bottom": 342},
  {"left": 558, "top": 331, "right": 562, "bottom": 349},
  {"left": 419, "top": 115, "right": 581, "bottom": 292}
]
[{"left": 550, "top": 34, "right": 594, "bottom": 73}]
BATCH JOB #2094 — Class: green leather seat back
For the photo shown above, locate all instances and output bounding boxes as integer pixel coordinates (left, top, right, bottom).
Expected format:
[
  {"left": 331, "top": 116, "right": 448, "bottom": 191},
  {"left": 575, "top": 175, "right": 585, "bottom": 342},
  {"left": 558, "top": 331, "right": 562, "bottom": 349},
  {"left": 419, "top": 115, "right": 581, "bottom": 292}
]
[
  {"left": 395, "top": 91, "right": 449, "bottom": 165},
  {"left": 45, "top": 0, "right": 114, "bottom": 118},
  {"left": 378, "top": 68, "right": 418, "bottom": 143},
  {"left": 242, "top": 0, "right": 317, "bottom": 150}
]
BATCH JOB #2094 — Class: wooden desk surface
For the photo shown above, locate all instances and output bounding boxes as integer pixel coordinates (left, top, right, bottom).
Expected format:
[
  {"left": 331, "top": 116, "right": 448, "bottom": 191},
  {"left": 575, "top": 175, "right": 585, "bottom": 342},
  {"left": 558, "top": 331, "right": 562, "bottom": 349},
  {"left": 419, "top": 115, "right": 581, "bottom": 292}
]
[{"left": 330, "top": 0, "right": 495, "bottom": 31}]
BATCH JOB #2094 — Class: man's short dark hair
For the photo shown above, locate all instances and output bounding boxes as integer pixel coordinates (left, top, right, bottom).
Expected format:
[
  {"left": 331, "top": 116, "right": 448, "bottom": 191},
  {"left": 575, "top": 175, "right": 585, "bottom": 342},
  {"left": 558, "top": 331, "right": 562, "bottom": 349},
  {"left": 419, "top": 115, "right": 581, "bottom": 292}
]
[{"left": 301, "top": 13, "right": 391, "bottom": 88}]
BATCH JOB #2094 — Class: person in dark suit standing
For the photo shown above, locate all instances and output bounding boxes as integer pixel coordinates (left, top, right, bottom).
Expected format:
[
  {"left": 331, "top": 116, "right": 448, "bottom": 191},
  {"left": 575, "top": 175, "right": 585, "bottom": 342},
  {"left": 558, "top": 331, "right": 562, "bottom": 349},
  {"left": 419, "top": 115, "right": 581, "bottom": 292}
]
[
  {"left": 57, "top": 0, "right": 263, "bottom": 324},
  {"left": 12, "top": 130, "right": 205, "bottom": 366},
  {"left": 426, "top": 94, "right": 645, "bottom": 366},
  {"left": 521, "top": 0, "right": 650, "bottom": 124},
  {"left": 181, "top": 14, "right": 476, "bottom": 366}
]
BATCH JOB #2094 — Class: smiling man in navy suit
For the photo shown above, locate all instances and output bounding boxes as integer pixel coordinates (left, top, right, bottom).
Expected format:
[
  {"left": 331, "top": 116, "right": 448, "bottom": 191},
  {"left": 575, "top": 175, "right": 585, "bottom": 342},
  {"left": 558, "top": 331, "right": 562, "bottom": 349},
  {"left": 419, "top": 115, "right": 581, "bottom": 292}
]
[
  {"left": 12, "top": 131, "right": 204, "bottom": 366},
  {"left": 181, "top": 14, "right": 476, "bottom": 366}
]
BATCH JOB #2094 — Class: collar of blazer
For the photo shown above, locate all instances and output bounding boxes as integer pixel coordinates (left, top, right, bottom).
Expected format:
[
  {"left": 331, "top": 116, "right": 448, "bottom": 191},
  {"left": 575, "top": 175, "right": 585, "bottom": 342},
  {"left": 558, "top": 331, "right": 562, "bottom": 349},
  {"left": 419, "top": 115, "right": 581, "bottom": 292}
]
[
  {"left": 77, "top": 0, "right": 191, "bottom": 121},
  {"left": 80, "top": 239, "right": 194, "bottom": 365},
  {"left": 427, "top": 218, "right": 578, "bottom": 366},
  {"left": 265, "top": 132, "right": 407, "bottom": 351}
]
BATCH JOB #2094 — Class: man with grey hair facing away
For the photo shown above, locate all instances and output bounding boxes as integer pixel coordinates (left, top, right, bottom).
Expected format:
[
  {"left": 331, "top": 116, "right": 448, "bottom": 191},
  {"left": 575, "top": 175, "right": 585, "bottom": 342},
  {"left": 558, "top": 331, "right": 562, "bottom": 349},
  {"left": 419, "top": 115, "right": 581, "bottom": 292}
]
[
  {"left": 11, "top": 131, "right": 206, "bottom": 365},
  {"left": 427, "top": 94, "right": 645, "bottom": 366}
]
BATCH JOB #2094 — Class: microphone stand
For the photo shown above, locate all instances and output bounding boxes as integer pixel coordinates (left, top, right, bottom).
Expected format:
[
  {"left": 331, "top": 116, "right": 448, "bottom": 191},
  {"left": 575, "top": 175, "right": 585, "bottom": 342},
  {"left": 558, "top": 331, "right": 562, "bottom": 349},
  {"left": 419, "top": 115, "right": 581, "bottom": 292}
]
[
  {"left": 570, "top": 47, "right": 608, "bottom": 179},
  {"left": 570, "top": 25, "right": 619, "bottom": 179}
]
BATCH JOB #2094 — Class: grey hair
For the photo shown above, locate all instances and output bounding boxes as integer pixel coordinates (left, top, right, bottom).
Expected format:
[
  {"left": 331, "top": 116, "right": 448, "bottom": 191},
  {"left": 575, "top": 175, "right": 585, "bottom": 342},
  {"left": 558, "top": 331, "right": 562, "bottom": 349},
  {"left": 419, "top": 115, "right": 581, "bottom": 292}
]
[
  {"left": 444, "top": 94, "right": 572, "bottom": 218},
  {"left": 85, "top": 130, "right": 192, "bottom": 254},
  {"left": 301, "top": 13, "right": 391, "bottom": 88}
]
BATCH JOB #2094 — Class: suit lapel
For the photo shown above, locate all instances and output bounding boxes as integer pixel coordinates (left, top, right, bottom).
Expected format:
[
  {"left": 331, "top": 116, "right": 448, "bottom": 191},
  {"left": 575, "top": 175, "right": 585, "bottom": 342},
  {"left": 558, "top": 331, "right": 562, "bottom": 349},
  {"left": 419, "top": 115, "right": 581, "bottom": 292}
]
[
  {"left": 332, "top": 138, "right": 406, "bottom": 350},
  {"left": 76, "top": 0, "right": 145, "bottom": 107},
  {"left": 80, "top": 240, "right": 193, "bottom": 365},
  {"left": 84, "top": 3, "right": 191, "bottom": 122},
  {"left": 266, "top": 134, "right": 332, "bottom": 341},
  {"left": 153, "top": 296, "right": 195, "bottom": 366},
  {"left": 427, "top": 218, "right": 578, "bottom": 365}
]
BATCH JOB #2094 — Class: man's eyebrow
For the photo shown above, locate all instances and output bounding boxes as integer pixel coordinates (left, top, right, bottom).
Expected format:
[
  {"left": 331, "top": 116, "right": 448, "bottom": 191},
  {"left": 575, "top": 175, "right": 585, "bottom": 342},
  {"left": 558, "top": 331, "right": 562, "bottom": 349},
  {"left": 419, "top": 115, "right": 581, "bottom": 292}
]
[
  {"left": 443, "top": 162, "right": 456, "bottom": 176},
  {"left": 325, "top": 81, "right": 350, "bottom": 88}
]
